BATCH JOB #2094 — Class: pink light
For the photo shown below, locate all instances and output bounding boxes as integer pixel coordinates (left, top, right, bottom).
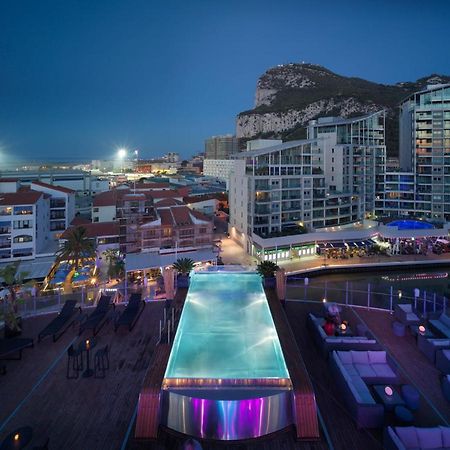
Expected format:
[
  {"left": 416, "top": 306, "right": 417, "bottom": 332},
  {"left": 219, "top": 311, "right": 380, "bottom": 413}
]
[
  {"left": 419, "top": 325, "right": 426, "bottom": 334},
  {"left": 384, "top": 386, "right": 393, "bottom": 396}
]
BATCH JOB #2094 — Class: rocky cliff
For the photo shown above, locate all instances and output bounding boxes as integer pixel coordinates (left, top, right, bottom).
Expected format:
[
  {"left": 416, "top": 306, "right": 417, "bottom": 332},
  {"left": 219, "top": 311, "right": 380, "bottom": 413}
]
[{"left": 236, "top": 63, "right": 450, "bottom": 155}]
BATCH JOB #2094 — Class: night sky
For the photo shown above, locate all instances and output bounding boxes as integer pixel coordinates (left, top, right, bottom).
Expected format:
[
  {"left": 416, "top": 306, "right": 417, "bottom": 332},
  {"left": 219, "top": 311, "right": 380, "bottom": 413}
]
[{"left": 1, "top": 0, "right": 449, "bottom": 162}]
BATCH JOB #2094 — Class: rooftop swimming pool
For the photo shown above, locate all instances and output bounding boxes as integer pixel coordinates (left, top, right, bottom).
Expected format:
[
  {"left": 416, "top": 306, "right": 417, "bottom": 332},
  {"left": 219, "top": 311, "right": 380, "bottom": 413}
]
[
  {"left": 387, "top": 219, "right": 434, "bottom": 230},
  {"left": 164, "top": 272, "right": 289, "bottom": 381},
  {"left": 161, "top": 270, "right": 294, "bottom": 440}
]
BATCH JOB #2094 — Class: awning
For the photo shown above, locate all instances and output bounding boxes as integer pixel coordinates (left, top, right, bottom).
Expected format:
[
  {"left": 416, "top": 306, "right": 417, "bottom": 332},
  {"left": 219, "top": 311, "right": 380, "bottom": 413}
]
[
  {"left": 125, "top": 248, "right": 217, "bottom": 272},
  {"left": 0, "top": 256, "right": 56, "bottom": 282}
]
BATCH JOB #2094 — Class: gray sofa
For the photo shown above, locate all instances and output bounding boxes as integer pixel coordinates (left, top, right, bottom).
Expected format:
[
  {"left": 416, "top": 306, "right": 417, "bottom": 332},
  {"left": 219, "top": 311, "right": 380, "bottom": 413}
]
[
  {"left": 429, "top": 313, "right": 450, "bottom": 338},
  {"left": 436, "top": 349, "right": 450, "bottom": 374},
  {"left": 307, "top": 313, "right": 381, "bottom": 358},
  {"left": 384, "top": 426, "right": 450, "bottom": 450},
  {"left": 329, "top": 350, "right": 397, "bottom": 429},
  {"left": 418, "top": 335, "right": 450, "bottom": 364},
  {"left": 394, "top": 303, "right": 420, "bottom": 325}
]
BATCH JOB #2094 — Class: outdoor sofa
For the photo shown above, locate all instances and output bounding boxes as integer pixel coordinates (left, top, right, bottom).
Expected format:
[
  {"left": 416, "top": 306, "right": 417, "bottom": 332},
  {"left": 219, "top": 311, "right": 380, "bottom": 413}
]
[
  {"left": 417, "top": 335, "right": 450, "bottom": 364},
  {"left": 329, "top": 350, "right": 400, "bottom": 428},
  {"left": 38, "top": 299, "right": 80, "bottom": 342},
  {"left": 0, "top": 337, "right": 34, "bottom": 360},
  {"left": 394, "top": 303, "right": 420, "bottom": 326},
  {"left": 436, "top": 349, "right": 450, "bottom": 374},
  {"left": 429, "top": 313, "right": 450, "bottom": 338},
  {"left": 384, "top": 426, "right": 450, "bottom": 450},
  {"left": 307, "top": 313, "right": 381, "bottom": 358}
]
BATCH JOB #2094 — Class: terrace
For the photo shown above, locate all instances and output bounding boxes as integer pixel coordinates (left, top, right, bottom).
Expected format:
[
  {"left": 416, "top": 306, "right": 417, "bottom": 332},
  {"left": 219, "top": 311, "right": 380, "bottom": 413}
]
[{"left": 0, "top": 272, "right": 449, "bottom": 449}]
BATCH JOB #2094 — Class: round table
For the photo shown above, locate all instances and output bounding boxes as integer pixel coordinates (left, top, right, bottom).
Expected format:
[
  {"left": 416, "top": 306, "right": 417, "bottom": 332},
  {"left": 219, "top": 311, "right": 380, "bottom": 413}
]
[
  {"left": 78, "top": 337, "right": 97, "bottom": 378},
  {"left": 395, "top": 405, "right": 414, "bottom": 425},
  {"left": 0, "top": 426, "right": 33, "bottom": 450}
]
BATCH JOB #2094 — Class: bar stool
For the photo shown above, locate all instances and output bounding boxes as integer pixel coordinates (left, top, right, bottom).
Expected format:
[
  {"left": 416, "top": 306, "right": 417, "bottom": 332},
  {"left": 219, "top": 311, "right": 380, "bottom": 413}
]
[
  {"left": 67, "top": 344, "right": 83, "bottom": 379},
  {"left": 94, "top": 345, "right": 109, "bottom": 378}
]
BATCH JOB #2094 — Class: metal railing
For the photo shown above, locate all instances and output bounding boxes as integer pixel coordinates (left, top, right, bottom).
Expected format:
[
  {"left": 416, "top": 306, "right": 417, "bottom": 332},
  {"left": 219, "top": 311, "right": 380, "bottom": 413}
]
[{"left": 286, "top": 279, "right": 449, "bottom": 317}]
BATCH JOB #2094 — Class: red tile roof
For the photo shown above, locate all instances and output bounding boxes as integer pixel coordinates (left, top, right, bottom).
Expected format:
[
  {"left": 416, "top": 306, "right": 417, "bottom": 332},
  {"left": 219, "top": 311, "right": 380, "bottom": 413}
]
[
  {"left": 183, "top": 193, "right": 227, "bottom": 203},
  {"left": 61, "top": 222, "right": 119, "bottom": 239},
  {"left": 0, "top": 191, "right": 43, "bottom": 206},
  {"left": 0, "top": 178, "right": 19, "bottom": 182},
  {"left": 190, "top": 209, "right": 212, "bottom": 222},
  {"left": 92, "top": 190, "right": 122, "bottom": 207},
  {"left": 149, "top": 190, "right": 183, "bottom": 200},
  {"left": 31, "top": 181, "right": 75, "bottom": 194},
  {"left": 171, "top": 206, "right": 193, "bottom": 226},
  {"left": 153, "top": 198, "right": 184, "bottom": 207},
  {"left": 70, "top": 216, "right": 91, "bottom": 226},
  {"left": 158, "top": 209, "right": 174, "bottom": 226}
]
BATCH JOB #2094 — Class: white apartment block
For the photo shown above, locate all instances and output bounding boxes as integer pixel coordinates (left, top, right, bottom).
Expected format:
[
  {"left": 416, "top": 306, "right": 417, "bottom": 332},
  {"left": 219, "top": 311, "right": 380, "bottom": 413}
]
[
  {"left": 203, "top": 159, "right": 237, "bottom": 187},
  {"left": 229, "top": 112, "right": 386, "bottom": 261}
]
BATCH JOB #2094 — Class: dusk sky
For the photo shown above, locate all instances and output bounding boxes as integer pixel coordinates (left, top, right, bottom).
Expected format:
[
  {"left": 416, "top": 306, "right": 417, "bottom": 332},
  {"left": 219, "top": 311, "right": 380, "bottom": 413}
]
[{"left": 1, "top": 0, "right": 449, "bottom": 162}]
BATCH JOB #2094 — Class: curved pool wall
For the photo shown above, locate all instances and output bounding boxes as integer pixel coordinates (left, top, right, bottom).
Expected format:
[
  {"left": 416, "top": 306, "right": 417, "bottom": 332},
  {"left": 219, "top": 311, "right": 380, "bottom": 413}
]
[
  {"left": 161, "top": 271, "right": 293, "bottom": 440},
  {"left": 387, "top": 220, "right": 434, "bottom": 230}
]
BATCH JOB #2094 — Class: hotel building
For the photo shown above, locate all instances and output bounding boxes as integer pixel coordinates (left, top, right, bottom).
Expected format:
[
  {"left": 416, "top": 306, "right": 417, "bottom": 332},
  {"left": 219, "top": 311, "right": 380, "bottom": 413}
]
[
  {"left": 376, "top": 83, "right": 450, "bottom": 221},
  {"left": 229, "top": 111, "right": 386, "bottom": 261}
]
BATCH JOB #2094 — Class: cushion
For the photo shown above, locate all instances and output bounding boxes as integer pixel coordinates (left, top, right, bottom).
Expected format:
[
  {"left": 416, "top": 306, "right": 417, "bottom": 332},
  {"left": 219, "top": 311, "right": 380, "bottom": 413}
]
[
  {"left": 372, "top": 364, "right": 397, "bottom": 380},
  {"left": 394, "top": 427, "right": 419, "bottom": 448},
  {"left": 441, "top": 426, "right": 450, "bottom": 447},
  {"left": 368, "top": 351, "right": 387, "bottom": 364},
  {"left": 351, "top": 351, "right": 370, "bottom": 364},
  {"left": 342, "top": 364, "right": 359, "bottom": 377},
  {"left": 440, "top": 314, "right": 450, "bottom": 328},
  {"left": 399, "top": 304, "right": 412, "bottom": 312},
  {"left": 416, "top": 427, "right": 443, "bottom": 449},
  {"left": 337, "top": 351, "right": 353, "bottom": 364},
  {"left": 354, "top": 363, "right": 376, "bottom": 378}
]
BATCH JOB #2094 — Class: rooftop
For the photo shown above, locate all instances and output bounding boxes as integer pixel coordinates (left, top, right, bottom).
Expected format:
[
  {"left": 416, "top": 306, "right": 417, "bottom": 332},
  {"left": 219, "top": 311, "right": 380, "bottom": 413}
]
[
  {"left": 30, "top": 181, "right": 76, "bottom": 194},
  {"left": 0, "top": 191, "right": 43, "bottom": 206}
]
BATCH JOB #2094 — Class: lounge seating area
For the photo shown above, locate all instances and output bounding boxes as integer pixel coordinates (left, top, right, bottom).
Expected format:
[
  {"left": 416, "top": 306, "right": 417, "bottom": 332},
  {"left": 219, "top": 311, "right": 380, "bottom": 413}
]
[
  {"left": 307, "top": 313, "right": 382, "bottom": 357},
  {"left": 79, "top": 295, "right": 113, "bottom": 336},
  {"left": 114, "top": 293, "right": 145, "bottom": 332},
  {"left": 384, "top": 426, "right": 450, "bottom": 450},
  {"left": 429, "top": 313, "right": 450, "bottom": 339},
  {"left": 417, "top": 334, "right": 450, "bottom": 364},
  {"left": 394, "top": 303, "right": 420, "bottom": 326}
]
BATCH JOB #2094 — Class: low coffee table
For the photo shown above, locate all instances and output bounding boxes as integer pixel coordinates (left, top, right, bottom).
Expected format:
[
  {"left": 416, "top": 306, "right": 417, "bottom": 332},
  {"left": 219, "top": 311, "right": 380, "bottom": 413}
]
[{"left": 373, "top": 385, "right": 405, "bottom": 411}]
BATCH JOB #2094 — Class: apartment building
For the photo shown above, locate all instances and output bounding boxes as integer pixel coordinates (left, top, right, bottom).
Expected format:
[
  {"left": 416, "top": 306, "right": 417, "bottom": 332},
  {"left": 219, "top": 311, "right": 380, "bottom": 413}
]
[
  {"left": 0, "top": 191, "right": 50, "bottom": 261},
  {"left": 377, "top": 84, "right": 450, "bottom": 221},
  {"left": 205, "top": 135, "right": 240, "bottom": 159},
  {"left": 228, "top": 111, "right": 386, "bottom": 261}
]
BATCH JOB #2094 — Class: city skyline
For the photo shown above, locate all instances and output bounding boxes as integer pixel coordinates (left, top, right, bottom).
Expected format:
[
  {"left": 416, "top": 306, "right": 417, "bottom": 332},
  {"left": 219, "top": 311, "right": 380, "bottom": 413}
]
[{"left": 1, "top": 0, "right": 450, "bottom": 162}]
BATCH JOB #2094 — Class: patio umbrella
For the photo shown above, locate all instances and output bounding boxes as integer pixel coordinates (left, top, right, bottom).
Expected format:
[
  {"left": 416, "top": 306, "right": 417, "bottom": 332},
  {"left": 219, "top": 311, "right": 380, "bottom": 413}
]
[
  {"left": 275, "top": 268, "right": 287, "bottom": 301},
  {"left": 163, "top": 267, "right": 175, "bottom": 301}
]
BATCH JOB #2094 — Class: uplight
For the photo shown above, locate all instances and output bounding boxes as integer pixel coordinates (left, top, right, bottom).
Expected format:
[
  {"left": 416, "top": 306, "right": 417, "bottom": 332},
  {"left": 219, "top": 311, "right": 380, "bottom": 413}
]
[
  {"left": 418, "top": 325, "right": 426, "bottom": 335},
  {"left": 384, "top": 386, "right": 393, "bottom": 396}
]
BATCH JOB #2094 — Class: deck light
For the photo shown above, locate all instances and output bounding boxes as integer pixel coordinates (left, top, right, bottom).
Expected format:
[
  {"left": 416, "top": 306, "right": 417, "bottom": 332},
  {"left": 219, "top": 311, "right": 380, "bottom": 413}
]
[
  {"left": 340, "top": 323, "right": 347, "bottom": 331},
  {"left": 322, "top": 298, "right": 327, "bottom": 303},
  {"left": 14, "top": 433, "right": 20, "bottom": 441},
  {"left": 384, "top": 386, "right": 393, "bottom": 396},
  {"left": 418, "top": 325, "right": 426, "bottom": 335},
  {"left": 86, "top": 339, "right": 90, "bottom": 349}
]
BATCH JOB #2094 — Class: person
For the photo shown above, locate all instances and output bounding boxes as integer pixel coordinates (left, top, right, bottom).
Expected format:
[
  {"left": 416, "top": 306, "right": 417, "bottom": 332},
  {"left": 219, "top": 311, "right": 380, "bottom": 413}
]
[{"left": 322, "top": 317, "right": 335, "bottom": 336}]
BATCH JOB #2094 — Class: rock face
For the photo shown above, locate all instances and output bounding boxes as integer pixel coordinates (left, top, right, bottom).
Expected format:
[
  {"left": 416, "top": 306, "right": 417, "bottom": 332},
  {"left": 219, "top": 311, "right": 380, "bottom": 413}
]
[{"left": 236, "top": 63, "right": 450, "bottom": 154}]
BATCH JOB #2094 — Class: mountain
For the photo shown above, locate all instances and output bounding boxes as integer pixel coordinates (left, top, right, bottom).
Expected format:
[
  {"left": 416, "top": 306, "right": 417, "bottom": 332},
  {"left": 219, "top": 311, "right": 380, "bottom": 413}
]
[{"left": 236, "top": 63, "right": 450, "bottom": 156}]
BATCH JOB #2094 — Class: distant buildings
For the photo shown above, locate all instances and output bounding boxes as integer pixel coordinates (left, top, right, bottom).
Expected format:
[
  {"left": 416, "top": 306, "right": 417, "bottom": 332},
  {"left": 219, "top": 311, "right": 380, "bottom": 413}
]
[
  {"left": 204, "top": 135, "right": 240, "bottom": 160},
  {"left": 0, "top": 179, "right": 75, "bottom": 261}
]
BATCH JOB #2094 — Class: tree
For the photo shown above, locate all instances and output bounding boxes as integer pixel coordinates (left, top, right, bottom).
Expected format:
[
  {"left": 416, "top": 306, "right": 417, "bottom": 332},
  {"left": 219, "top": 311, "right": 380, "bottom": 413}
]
[
  {"left": 0, "top": 263, "right": 29, "bottom": 331},
  {"left": 104, "top": 249, "right": 125, "bottom": 280},
  {"left": 172, "top": 258, "right": 195, "bottom": 276},
  {"left": 56, "top": 227, "right": 96, "bottom": 271},
  {"left": 256, "top": 261, "right": 279, "bottom": 279}
]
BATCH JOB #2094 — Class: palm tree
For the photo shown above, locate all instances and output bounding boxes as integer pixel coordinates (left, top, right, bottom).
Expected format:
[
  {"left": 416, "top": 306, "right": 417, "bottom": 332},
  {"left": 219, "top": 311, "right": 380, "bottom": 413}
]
[
  {"left": 256, "top": 260, "right": 279, "bottom": 279},
  {"left": 56, "top": 227, "right": 96, "bottom": 290},
  {"left": 0, "top": 263, "right": 29, "bottom": 332},
  {"left": 104, "top": 249, "right": 125, "bottom": 280},
  {"left": 172, "top": 258, "right": 195, "bottom": 276}
]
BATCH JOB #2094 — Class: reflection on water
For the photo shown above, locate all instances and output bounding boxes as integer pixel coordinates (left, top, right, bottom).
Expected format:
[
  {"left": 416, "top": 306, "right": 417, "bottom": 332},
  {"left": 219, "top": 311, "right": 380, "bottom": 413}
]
[{"left": 287, "top": 267, "right": 450, "bottom": 311}]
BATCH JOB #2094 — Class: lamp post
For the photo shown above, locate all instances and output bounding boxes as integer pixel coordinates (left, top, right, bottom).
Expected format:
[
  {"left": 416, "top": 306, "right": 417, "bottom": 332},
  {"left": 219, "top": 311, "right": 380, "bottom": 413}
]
[{"left": 117, "top": 148, "right": 127, "bottom": 174}]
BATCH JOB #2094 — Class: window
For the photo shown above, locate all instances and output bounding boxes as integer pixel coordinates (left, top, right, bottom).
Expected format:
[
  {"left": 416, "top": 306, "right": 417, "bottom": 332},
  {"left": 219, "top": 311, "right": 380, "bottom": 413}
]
[
  {"left": 14, "top": 206, "right": 33, "bottom": 215},
  {"left": 13, "top": 235, "right": 33, "bottom": 243},
  {"left": 0, "top": 207, "right": 12, "bottom": 216},
  {"left": 199, "top": 227, "right": 207, "bottom": 234},
  {"left": 14, "top": 220, "right": 32, "bottom": 229},
  {"left": 163, "top": 228, "right": 172, "bottom": 237}
]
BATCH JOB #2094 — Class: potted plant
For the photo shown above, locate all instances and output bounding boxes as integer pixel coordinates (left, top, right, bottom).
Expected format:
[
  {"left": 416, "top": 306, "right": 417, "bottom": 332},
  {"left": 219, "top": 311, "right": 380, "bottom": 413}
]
[
  {"left": 172, "top": 258, "right": 195, "bottom": 288},
  {"left": 0, "top": 263, "right": 29, "bottom": 338},
  {"left": 256, "top": 261, "right": 279, "bottom": 288}
]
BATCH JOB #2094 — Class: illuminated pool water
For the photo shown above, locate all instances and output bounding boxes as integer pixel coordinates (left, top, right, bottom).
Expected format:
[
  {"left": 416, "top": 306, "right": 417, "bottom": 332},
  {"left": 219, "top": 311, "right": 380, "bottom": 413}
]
[
  {"left": 387, "top": 219, "right": 434, "bottom": 230},
  {"left": 164, "top": 272, "right": 289, "bottom": 381}
]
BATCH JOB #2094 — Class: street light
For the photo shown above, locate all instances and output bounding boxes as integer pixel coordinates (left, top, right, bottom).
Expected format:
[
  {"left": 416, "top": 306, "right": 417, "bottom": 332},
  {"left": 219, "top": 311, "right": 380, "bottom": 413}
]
[{"left": 117, "top": 148, "right": 127, "bottom": 173}]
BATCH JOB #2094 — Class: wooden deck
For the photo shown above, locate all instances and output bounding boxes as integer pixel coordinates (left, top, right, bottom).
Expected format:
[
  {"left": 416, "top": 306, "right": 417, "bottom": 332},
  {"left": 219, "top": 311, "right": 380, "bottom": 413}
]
[
  {"left": 354, "top": 307, "right": 450, "bottom": 425},
  {"left": 284, "top": 300, "right": 384, "bottom": 450},
  {"left": 0, "top": 301, "right": 164, "bottom": 450}
]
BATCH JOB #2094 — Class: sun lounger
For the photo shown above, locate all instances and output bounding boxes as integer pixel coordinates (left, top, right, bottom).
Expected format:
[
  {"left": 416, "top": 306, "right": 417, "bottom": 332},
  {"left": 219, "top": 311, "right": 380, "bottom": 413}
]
[
  {"left": 79, "top": 295, "right": 112, "bottom": 336},
  {"left": 114, "top": 293, "right": 145, "bottom": 332},
  {"left": 0, "top": 337, "right": 34, "bottom": 360},
  {"left": 38, "top": 299, "right": 79, "bottom": 342}
]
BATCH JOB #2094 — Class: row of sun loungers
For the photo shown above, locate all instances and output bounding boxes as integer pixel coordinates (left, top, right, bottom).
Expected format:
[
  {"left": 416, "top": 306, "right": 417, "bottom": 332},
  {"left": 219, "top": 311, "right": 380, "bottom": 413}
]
[{"left": 2, "top": 294, "right": 145, "bottom": 364}]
